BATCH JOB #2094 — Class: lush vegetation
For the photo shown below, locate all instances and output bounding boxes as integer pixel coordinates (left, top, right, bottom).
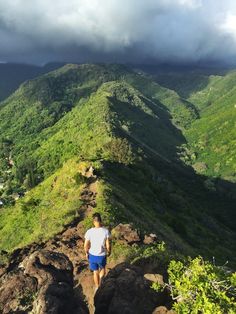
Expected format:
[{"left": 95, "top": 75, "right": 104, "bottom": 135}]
[
  {"left": 0, "top": 64, "right": 195, "bottom": 205},
  {"left": 184, "top": 71, "right": 236, "bottom": 181},
  {"left": 0, "top": 159, "right": 85, "bottom": 250},
  {"left": 167, "top": 257, "right": 236, "bottom": 313},
  {"left": 109, "top": 238, "right": 236, "bottom": 313},
  {"left": 0, "top": 64, "right": 236, "bottom": 313},
  {"left": 148, "top": 66, "right": 236, "bottom": 182}
]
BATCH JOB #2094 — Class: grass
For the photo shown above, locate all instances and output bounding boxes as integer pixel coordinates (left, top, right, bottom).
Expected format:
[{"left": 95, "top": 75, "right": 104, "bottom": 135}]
[
  {"left": 0, "top": 159, "right": 84, "bottom": 251},
  {"left": 183, "top": 71, "right": 236, "bottom": 181}
]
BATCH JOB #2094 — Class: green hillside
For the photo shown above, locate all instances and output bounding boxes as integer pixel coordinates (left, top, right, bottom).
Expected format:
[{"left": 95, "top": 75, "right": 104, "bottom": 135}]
[
  {"left": 188, "top": 70, "right": 236, "bottom": 111},
  {"left": 183, "top": 71, "right": 236, "bottom": 181},
  {"left": 0, "top": 64, "right": 235, "bottom": 270},
  {"left": 0, "top": 63, "right": 197, "bottom": 188},
  {"left": 0, "top": 158, "right": 84, "bottom": 250},
  {"left": 139, "top": 66, "right": 236, "bottom": 182}
]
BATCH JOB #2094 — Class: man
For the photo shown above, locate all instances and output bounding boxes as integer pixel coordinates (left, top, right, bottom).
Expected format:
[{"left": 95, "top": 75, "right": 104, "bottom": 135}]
[{"left": 84, "top": 212, "right": 111, "bottom": 290}]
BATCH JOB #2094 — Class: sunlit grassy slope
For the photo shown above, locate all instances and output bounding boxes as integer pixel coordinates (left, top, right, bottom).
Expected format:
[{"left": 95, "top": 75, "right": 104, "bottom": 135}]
[
  {"left": 184, "top": 71, "right": 236, "bottom": 181},
  {"left": 144, "top": 66, "right": 236, "bottom": 181},
  {"left": 0, "top": 159, "right": 84, "bottom": 250}
]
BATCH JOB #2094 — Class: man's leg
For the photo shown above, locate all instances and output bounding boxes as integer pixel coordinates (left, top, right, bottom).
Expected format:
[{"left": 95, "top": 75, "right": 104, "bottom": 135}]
[
  {"left": 99, "top": 266, "right": 106, "bottom": 284},
  {"left": 98, "top": 255, "right": 107, "bottom": 285},
  {"left": 93, "top": 270, "right": 100, "bottom": 288}
]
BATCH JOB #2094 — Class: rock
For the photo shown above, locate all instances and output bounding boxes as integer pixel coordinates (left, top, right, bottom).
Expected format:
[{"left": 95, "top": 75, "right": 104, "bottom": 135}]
[
  {"left": 0, "top": 237, "right": 89, "bottom": 314},
  {"left": 144, "top": 273, "right": 164, "bottom": 286},
  {"left": 111, "top": 224, "right": 140, "bottom": 244},
  {"left": 76, "top": 221, "right": 87, "bottom": 239},
  {"left": 22, "top": 249, "right": 73, "bottom": 283},
  {"left": 86, "top": 165, "right": 96, "bottom": 178},
  {"left": 0, "top": 270, "right": 37, "bottom": 313},
  {"left": 94, "top": 262, "right": 171, "bottom": 314},
  {"left": 22, "top": 249, "right": 76, "bottom": 314},
  {"left": 143, "top": 233, "right": 157, "bottom": 244},
  {"left": 0, "top": 266, "right": 6, "bottom": 277},
  {"left": 152, "top": 306, "right": 176, "bottom": 314},
  {"left": 152, "top": 306, "right": 168, "bottom": 314}
]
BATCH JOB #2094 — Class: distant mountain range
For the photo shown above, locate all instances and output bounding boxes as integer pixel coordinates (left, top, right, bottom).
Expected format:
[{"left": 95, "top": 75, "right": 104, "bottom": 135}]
[{"left": 0, "top": 62, "right": 65, "bottom": 101}]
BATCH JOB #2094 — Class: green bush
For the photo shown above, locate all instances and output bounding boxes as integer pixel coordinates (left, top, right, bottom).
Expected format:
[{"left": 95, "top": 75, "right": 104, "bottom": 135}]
[
  {"left": 103, "top": 137, "right": 134, "bottom": 165},
  {"left": 129, "top": 241, "right": 166, "bottom": 264},
  {"left": 73, "top": 173, "right": 87, "bottom": 185},
  {"left": 166, "top": 257, "right": 236, "bottom": 313}
]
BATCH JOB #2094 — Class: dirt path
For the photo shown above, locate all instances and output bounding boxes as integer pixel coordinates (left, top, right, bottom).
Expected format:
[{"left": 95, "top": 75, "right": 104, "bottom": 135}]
[
  {"left": 0, "top": 167, "right": 103, "bottom": 313},
  {"left": 41, "top": 170, "right": 99, "bottom": 313}
]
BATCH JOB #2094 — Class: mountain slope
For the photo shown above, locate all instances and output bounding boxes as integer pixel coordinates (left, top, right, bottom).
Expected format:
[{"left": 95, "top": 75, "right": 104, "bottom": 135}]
[
  {"left": 183, "top": 71, "right": 236, "bottom": 181},
  {"left": 0, "top": 158, "right": 84, "bottom": 250},
  {"left": 0, "top": 64, "right": 235, "bottom": 314},
  {"left": 0, "top": 64, "right": 235, "bottom": 269},
  {"left": 137, "top": 65, "right": 236, "bottom": 183},
  {"left": 0, "top": 63, "right": 197, "bottom": 186}
]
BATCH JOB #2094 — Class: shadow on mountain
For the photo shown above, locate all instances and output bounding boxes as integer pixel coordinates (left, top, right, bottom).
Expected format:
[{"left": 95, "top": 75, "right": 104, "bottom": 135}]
[
  {"left": 109, "top": 95, "right": 186, "bottom": 161},
  {"left": 134, "top": 63, "right": 230, "bottom": 99},
  {"left": 103, "top": 93, "right": 236, "bottom": 267}
]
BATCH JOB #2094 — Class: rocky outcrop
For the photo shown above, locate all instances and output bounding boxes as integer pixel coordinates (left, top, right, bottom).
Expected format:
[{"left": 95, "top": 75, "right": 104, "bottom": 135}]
[
  {"left": 0, "top": 269, "right": 37, "bottom": 313},
  {"left": 143, "top": 233, "right": 158, "bottom": 244},
  {"left": 0, "top": 219, "right": 172, "bottom": 314},
  {"left": 21, "top": 250, "right": 76, "bottom": 314},
  {"left": 111, "top": 223, "right": 141, "bottom": 244},
  {"left": 152, "top": 306, "right": 176, "bottom": 314},
  {"left": 94, "top": 263, "right": 172, "bottom": 314},
  {"left": 0, "top": 217, "right": 173, "bottom": 314},
  {"left": 144, "top": 273, "right": 164, "bottom": 285},
  {"left": 0, "top": 249, "right": 88, "bottom": 314}
]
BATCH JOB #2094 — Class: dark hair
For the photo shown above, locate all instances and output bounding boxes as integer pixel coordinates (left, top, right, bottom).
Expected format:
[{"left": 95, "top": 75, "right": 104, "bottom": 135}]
[{"left": 92, "top": 212, "right": 102, "bottom": 222}]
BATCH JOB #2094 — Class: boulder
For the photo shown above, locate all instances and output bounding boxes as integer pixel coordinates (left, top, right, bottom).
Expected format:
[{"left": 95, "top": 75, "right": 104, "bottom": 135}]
[
  {"left": 111, "top": 224, "right": 140, "bottom": 244},
  {"left": 0, "top": 270, "right": 37, "bottom": 313},
  {"left": 21, "top": 249, "right": 76, "bottom": 314},
  {"left": 143, "top": 233, "right": 158, "bottom": 244},
  {"left": 144, "top": 273, "right": 164, "bottom": 286},
  {"left": 94, "top": 262, "right": 171, "bottom": 314},
  {"left": 152, "top": 306, "right": 176, "bottom": 314}
]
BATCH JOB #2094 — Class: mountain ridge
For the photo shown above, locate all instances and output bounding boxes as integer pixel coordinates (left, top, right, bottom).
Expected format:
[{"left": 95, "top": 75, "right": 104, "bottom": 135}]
[
  {"left": 0, "top": 63, "right": 235, "bottom": 266},
  {"left": 0, "top": 63, "right": 236, "bottom": 313}
]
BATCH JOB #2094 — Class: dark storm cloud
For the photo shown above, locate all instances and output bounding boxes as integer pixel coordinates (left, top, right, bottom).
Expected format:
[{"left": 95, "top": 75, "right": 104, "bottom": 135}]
[{"left": 0, "top": 0, "right": 236, "bottom": 64}]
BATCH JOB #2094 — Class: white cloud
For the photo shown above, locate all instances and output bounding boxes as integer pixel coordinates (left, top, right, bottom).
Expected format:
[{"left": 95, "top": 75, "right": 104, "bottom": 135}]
[{"left": 221, "top": 13, "right": 236, "bottom": 39}]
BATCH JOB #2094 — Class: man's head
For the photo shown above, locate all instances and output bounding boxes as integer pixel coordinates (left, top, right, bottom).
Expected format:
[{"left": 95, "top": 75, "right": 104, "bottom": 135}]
[{"left": 92, "top": 212, "right": 102, "bottom": 227}]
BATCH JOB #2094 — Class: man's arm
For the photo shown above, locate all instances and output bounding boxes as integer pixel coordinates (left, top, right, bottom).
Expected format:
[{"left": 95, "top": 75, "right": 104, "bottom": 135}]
[
  {"left": 106, "top": 236, "right": 111, "bottom": 256},
  {"left": 84, "top": 239, "right": 90, "bottom": 260}
]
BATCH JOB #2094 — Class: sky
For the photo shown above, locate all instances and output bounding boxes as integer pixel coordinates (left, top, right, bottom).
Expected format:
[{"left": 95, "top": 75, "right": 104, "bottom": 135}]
[{"left": 1, "top": 0, "right": 236, "bottom": 65}]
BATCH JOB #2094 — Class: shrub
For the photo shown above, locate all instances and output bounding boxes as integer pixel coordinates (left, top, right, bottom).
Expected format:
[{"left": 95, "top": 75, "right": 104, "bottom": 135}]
[
  {"left": 166, "top": 257, "right": 236, "bottom": 313},
  {"left": 73, "top": 173, "right": 87, "bottom": 185},
  {"left": 103, "top": 137, "right": 134, "bottom": 165},
  {"left": 129, "top": 241, "right": 166, "bottom": 264}
]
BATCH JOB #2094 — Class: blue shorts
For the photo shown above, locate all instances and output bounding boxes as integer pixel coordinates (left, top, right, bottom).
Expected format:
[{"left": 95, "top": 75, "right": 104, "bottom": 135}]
[{"left": 88, "top": 253, "right": 106, "bottom": 271}]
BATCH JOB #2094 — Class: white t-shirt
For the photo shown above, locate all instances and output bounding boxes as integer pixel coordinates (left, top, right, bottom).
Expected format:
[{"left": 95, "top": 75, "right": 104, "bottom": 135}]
[{"left": 85, "top": 227, "right": 110, "bottom": 256}]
